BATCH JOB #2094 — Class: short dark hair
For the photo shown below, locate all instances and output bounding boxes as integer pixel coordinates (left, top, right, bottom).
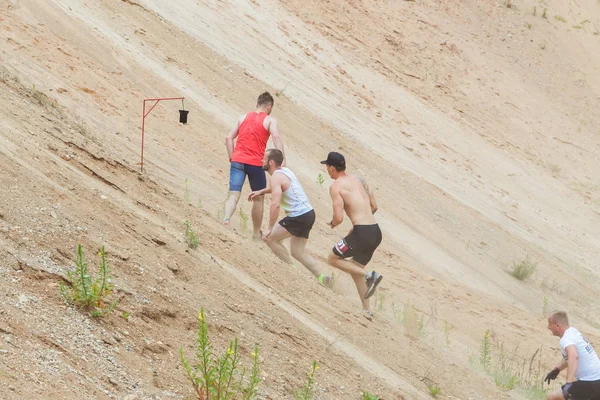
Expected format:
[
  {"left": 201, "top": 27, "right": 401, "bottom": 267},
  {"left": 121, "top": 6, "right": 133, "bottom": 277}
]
[
  {"left": 257, "top": 92, "right": 274, "bottom": 107},
  {"left": 267, "top": 149, "right": 283, "bottom": 166},
  {"left": 332, "top": 164, "right": 346, "bottom": 172},
  {"left": 550, "top": 311, "right": 569, "bottom": 326}
]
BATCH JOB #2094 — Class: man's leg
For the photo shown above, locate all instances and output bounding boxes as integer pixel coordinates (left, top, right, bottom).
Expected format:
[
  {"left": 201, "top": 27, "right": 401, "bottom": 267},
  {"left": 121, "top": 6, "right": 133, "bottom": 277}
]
[
  {"left": 246, "top": 165, "right": 267, "bottom": 239},
  {"left": 224, "top": 191, "right": 241, "bottom": 224},
  {"left": 546, "top": 388, "right": 564, "bottom": 400},
  {"left": 290, "top": 237, "right": 327, "bottom": 279},
  {"left": 224, "top": 162, "right": 245, "bottom": 224},
  {"left": 265, "top": 224, "right": 292, "bottom": 263},
  {"left": 327, "top": 253, "right": 370, "bottom": 311},
  {"left": 251, "top": 195, "right": 264, "bottom": 239}
]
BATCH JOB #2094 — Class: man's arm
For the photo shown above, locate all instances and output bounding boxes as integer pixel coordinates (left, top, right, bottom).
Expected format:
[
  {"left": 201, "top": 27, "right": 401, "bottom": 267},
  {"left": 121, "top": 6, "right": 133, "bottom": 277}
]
[
  {"left": 554, "top": 358, "right": 568, "bottom": 371},
  {"left": 268, "top": 117, "right": 286, "bottom": 166},
  {"left": 565, "top": 345, "right": 579, "bottom": 383},
  {"left": 267, "top": 175, "right": 284, "bottom": 231},
  {"left": 248, "top": 186, "right": 271, "bottom": 202},
  {"left": 225, "top": 114, "right": 245, "bottom": 161},
  {"left": 329, "top": 184, "right": 345, "bottom": 228},
  {"left": 358, "top": 177, "right": 378, "bottom": 214}
]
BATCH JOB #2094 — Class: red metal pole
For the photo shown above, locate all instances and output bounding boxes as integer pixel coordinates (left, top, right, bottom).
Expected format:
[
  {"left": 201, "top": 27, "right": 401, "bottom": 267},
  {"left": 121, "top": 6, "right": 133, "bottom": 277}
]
[
  {"left": 140, "top": 97, "right": 185, "bottom": 173},
  {"left": 141, "top": 100, "right": 146, "bottom": 172}
]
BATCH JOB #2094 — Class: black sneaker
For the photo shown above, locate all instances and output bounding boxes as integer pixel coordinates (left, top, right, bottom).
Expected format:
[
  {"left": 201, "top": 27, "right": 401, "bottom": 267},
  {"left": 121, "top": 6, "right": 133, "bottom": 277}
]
[{"left": 364, "top": 271, "right": 382, "bottom": 299}]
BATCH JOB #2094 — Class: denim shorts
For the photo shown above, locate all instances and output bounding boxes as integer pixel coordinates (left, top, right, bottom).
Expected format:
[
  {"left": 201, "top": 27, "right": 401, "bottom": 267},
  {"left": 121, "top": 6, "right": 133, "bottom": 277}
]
[{"left": 229, "top": 162, "right": 267, "bottom": 192}]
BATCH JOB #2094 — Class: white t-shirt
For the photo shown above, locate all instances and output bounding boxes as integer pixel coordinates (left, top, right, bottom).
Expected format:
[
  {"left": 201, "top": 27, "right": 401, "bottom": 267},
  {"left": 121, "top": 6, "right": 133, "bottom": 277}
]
[{"left": 560, "top": 327, "right": 600, "bottom": 381}]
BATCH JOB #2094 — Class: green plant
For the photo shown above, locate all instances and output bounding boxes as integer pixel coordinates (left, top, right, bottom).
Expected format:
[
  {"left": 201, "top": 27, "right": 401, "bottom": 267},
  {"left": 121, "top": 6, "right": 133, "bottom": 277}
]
[
  {"left": 316, "top": 173, "right": 325, "bottom": 187},
  {"left": 526, "top": 22, "right": 532, "bottom": 29},
  {"left": 185, "top": 220, "right": 200, "bottom": 249},
  {"left": 239, "top": 207, "right": 249, "bottom": 231},
  {"left": 533, "top": 6, "right": 537, "bottom": 16},
  {"left": 507, "top": 256, "right": 537, "bottom": 281},
  {"left": 554, "top": 15, "right": 566, "bottom": 23},
  {"left": 428, "top": 385, "right": 441, "bottom": 397},
  {"left": 474, "top": 328, "right": 548, "bottom": 398},
  {"left": 376, "top": 293, "right": 386, "bottom": 312},
  {"left": 59, "top": 245, "right": 117, "bottom": 317},
  {"left": 542, "top": 296, "right": 548, "bottom": 317},
  {"left": 480, "top": 329, "right": 492, "bottom": 372},
  {"left": 293, "top": 361, "right": 319, "bottom": 400},
  {"left": 443, "top": 320, "right": 450, "bottom": 345},
  {"left": 184, "top": 179, "right": 191, "bottom": 202},
  {"left": 180, "top": 308, "right": 260, "bottom": 400},
  {"left": 361, "top": 391, "right": 380, "bottom": 400},
  {"left": 122, "top": 311, "right": 131, "bottom": 320},
  {"left": 542, "top": 8, "right": 547, "bottom": 19},
  {"left": 417, "top": 315, "right": 425, "bottom": 337}
]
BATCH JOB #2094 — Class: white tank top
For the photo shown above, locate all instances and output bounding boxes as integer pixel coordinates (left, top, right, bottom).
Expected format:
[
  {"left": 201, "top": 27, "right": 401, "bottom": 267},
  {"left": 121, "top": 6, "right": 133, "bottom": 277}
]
[{"left": 274, "top": 168, "right": 313, "bottom": 217}]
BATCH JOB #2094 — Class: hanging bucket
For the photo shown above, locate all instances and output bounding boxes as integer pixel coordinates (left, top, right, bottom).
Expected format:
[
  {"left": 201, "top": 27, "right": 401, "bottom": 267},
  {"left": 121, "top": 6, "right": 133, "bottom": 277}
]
[{"left": 179, "top": 109, "right": 189, "bottom": 124}]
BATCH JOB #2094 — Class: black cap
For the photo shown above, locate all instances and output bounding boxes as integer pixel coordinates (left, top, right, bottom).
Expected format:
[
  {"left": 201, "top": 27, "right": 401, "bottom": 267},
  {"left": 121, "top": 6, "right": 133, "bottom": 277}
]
[{"left": 320, "top": 152, "right": 346, "bottom": 168}]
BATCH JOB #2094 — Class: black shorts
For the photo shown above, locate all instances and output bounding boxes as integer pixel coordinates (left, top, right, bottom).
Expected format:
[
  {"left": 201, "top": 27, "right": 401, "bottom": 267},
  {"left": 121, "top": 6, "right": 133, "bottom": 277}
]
[
  {"left": 332, "top": 224, "right": 382, "bottom": 266},
  {"left": 279, "top": 209, "right": 315, "bottom": 239},
  {"left": 570, "top": 379, "right": 600, "bottom": 400}
]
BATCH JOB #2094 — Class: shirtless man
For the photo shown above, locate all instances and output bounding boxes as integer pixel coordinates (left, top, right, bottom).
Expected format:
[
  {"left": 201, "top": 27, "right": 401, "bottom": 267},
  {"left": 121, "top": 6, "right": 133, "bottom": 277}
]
[
  {"left": 545, "top": 311, "right": 600, "bottom": 400},
  {"left": 321, "top": 151, "right": 382, "bottom": 318},
  {"left": 248, "top": 149, "right": 333, "bottom": 286},
  {"left": 224, "top": 92, "right": 285, "bottom": 239}
]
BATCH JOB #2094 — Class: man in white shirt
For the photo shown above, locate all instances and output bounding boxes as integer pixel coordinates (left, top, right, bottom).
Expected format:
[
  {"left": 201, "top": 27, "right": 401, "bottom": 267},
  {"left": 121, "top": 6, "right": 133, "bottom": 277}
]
[
  {"left": 248, "top": 149, "right": 333, "bottom": 287},
  {"left": 545, "top": 311, "right": 600, "bottom": 399}
]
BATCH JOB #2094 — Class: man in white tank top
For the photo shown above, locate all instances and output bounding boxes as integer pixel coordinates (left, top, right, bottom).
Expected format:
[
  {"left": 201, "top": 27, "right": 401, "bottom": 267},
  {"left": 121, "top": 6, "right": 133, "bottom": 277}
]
[
  {"left": 545, "top": 311, "right": 600, "bottom": 399},
  {"left": 248, "top": 149, "right": 333, "bottom": 287}
]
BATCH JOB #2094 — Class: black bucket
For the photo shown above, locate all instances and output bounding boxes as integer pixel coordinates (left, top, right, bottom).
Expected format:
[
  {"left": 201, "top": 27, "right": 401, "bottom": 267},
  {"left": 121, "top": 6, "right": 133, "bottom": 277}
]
[{"left": 179, "top": 110, "right": 189, "bottom": 124}]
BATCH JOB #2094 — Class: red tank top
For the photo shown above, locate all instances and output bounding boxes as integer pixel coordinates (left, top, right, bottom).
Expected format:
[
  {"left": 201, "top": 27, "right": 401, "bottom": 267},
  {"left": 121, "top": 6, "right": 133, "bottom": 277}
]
[{"left": 231, "top": 112, "right": 271, "bottom": 166}]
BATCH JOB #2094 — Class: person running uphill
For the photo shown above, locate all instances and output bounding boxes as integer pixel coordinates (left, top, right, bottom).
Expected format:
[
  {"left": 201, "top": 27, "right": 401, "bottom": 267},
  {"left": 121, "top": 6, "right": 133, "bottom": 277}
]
[
  {"left": 224, "top": 92, "right": 285, "bottom": 239},
  {"left": 321, "top": 151, "right": 382, "bottom": 319},
  {"left": 545, "top": 311, "right": 600, "bottom": 400},
  {"left": 248, "top": 149, "right": 333, "bottom": 286}
]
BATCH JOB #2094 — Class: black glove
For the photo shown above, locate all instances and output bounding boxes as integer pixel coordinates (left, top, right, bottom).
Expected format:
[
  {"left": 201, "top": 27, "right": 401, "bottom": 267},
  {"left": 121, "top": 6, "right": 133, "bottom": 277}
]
[
  {"left": 562, "top": 382, "right": 572, "bottom": 399},
  {"left": 544, "top": 367, "right": 560, "bottom": 384}
]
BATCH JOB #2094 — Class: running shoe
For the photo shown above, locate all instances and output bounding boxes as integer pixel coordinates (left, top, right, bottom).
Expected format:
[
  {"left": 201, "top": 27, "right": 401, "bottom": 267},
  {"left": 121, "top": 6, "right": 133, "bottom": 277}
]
[{"left": 364, "top": 271, "right": 382, "bottom": 299}]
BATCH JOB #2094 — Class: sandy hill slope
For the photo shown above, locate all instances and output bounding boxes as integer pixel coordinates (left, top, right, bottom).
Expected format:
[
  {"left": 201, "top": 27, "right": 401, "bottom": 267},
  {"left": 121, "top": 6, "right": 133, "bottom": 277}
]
[{"left": 1, "top": 0, "right": 599, "bottom": 398}]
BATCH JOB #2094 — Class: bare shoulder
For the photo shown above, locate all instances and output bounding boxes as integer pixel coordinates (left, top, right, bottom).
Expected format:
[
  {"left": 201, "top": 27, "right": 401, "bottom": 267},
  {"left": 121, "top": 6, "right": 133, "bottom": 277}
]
[
  {"left": 355, "top": 175, "right": 370, "bottom": 194},
  {"left": 329, "top": 179, "right": 341, "bottom": 193}
]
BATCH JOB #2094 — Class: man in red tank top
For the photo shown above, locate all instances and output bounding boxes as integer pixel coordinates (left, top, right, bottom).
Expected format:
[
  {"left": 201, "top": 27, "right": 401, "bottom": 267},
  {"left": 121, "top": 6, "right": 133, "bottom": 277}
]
[{"left": 224, "top": 92, "right": 286, "bottom": 238}]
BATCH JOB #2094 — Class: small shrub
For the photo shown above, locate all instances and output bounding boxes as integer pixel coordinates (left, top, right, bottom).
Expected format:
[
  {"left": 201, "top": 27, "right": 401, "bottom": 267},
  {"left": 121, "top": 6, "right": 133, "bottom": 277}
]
[
  {"left": 185, "top": 220, "right": 200, "bottom": 249},
  {"left": 59, "top": 245, "right": 117, "bottom": 317},
  {"left": 180, "top": 308, "right": 260, "bottom": 400},
  {"left": 316, "top": 173, "right": 325, "bottom": 187},
  {"left": 443, "top": 320, "right": 450, "bottom": 345},
  {"left": 507, "top": 256, "right": 537, "bottom": 281},
  {"left": 554, "top": 15, "right": 566, "bottom": 23},
  {"left": 533, "top": 6, "right": 537, "bottom": 16},
  {"left": 361, "top": 392, "right": 380, "bottom": 400},
  {"left": 293, "top": 361, "right": 319, "bottom": 400},
  {"left": 542, "top": 8, "right": 547, "bottom": 19},
  {"left": 480, "top": 329, "right": 492, "bottom": 372},
  {"left": 184, "top": 179, "right": 191, "bottom": 202},
  {"left": 542, "top": 296, "right": 548, "bottom": 317},
  {"left": 239, "top": 207, "right": 249, "bottom": 231},
  {"left": 376, "top": 293, "right": 386, "bottom": 312},
  {"left": 429, "top": 385, "right": 441, "bottom": 397}
]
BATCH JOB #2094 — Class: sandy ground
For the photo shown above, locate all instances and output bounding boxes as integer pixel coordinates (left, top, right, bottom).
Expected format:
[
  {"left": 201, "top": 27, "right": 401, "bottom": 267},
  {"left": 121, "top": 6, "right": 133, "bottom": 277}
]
[{"left": 0, "top": 0, "right": 599, "bottom": 398}]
